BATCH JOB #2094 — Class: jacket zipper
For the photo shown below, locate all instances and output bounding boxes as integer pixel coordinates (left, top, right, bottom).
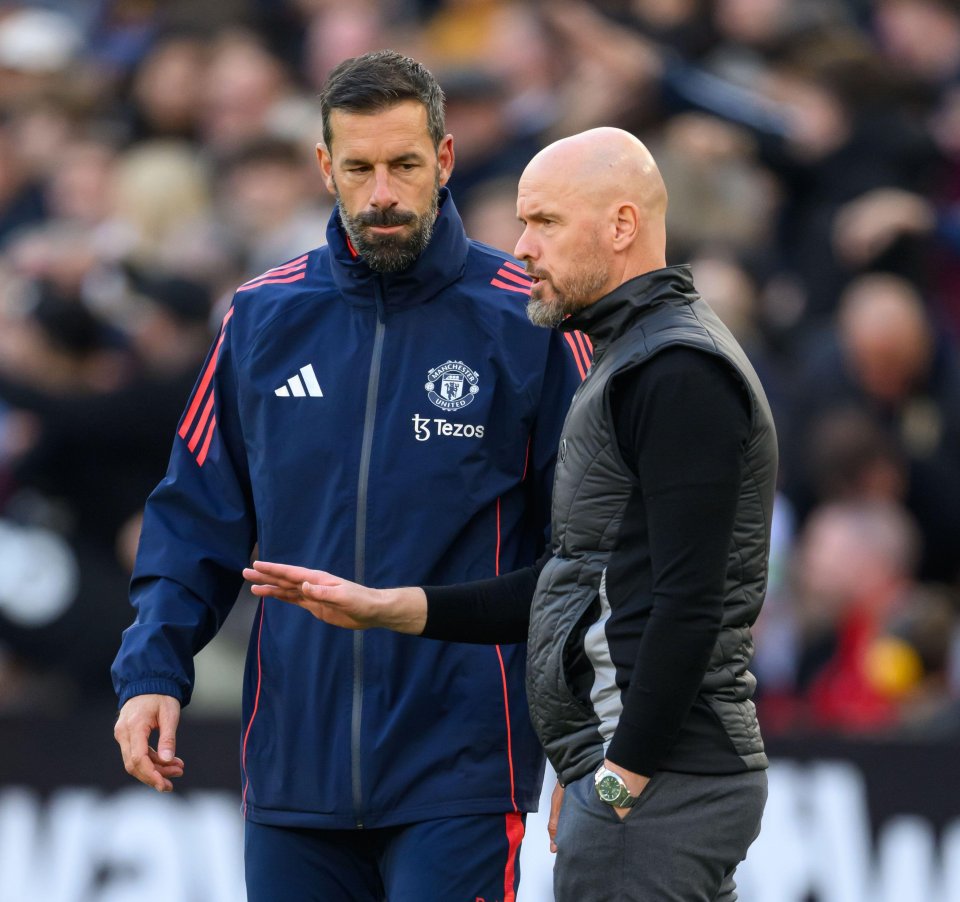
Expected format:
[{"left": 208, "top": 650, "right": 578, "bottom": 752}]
[{"left": 351, "top": 282, "right": 386, "bottom": 828}]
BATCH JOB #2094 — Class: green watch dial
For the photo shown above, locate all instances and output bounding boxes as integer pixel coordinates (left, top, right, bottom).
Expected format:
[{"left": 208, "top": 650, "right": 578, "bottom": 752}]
[{"left": 597, "top": 774, "right": 623, "bottom": 802}]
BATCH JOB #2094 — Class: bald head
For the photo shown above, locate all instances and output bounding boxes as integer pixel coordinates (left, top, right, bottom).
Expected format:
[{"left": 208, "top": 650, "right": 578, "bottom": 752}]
[
  {"left": 839, "top": 274, "right": 932, "bottom": 403},
  {"left": 515, "top": 128, "right": 669, "bottom": 327},
  {"left": 524, "top": 127, "right": 667, "bottom": 226}
]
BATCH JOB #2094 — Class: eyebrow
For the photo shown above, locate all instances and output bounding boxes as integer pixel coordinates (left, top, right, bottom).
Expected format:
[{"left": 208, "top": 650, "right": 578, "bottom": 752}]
[
  {"left": 518, "top": 208, "right": 560, "bottom": 224},
  {"left": 340, "top": 152, "right": 426, "bottom": 167}
]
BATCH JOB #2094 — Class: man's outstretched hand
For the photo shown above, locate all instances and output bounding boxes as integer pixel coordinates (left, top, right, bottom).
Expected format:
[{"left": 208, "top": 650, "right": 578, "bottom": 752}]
[
  {"left": 114, "top": 694, "right": 184, "bottom": 792},
  {"left": 242, "top": 561, "right": 428, "bottom": 635}
]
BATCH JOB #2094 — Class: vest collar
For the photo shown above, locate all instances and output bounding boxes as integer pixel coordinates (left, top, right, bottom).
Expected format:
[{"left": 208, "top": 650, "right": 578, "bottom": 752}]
[
  {"left": 561, "top": 264, "right": 698, "bottom": 355},
  {"left": 326, "top": 187, "right": 469, "bottom": 313}
]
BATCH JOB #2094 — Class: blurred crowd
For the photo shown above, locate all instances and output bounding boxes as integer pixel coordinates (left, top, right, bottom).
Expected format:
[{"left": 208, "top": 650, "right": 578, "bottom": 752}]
[{"left": 1, "top": 0, "right": 959, "bottom": 739}]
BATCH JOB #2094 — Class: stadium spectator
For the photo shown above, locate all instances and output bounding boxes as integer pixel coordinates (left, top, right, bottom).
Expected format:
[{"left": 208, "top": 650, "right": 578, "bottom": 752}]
[{"left": 783, "top": 273, "right": 960, "bottom": 582}]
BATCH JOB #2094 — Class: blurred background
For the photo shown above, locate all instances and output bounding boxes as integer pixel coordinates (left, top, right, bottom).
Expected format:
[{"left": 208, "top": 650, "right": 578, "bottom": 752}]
[{"left": 1, "top": 0, "right": 959, "bottom": 899}]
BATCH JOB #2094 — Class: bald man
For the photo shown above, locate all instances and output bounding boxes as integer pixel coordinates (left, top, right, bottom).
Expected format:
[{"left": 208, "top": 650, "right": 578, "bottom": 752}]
[{"left": 245, "top": 128, "right": 779, "bottom": 901}]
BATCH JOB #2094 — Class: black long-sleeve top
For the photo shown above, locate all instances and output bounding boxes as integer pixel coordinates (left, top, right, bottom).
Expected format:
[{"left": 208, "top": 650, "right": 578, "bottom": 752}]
[{"left": 423, "top": 346, "right": 751, "bottom": 776}]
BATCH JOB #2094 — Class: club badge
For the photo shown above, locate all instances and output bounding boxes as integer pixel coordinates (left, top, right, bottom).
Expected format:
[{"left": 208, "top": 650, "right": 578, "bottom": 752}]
[{"left": 425, "top": 360, "right": 480, "bottom": 411}]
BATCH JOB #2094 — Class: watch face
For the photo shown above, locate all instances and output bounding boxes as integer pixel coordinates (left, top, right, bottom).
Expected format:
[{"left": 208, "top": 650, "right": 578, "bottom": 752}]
[{"left": 597, "top": 773, "right": 623, "bottom": 803}]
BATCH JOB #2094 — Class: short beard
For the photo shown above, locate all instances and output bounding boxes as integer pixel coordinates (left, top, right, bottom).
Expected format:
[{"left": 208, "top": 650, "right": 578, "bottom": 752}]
[
  {"left": 526, "top": 261, "right": 610, "bottom": 328},
  {"left": 336, "top": 173, "right": 440, "bottom": 273}
]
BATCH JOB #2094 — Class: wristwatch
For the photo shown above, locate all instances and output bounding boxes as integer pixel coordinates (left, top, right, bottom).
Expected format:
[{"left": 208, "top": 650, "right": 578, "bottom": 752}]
[{"left": 594, "top": 765, "right": 639, "bottom": 808}]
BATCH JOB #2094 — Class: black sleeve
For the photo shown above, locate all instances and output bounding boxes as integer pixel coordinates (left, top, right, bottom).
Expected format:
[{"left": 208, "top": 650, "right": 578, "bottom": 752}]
[
  {"left": 420, "top": 550, "right": 549, "bottom": 644},
  {"left": 605, "top": 347, "right": 751, "bottom": 776}
]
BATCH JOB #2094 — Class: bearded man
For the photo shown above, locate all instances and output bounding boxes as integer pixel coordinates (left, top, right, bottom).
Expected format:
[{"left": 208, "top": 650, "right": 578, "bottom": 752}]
[{"left": 112, "top": 51, "right": 585, "bottom": 901}]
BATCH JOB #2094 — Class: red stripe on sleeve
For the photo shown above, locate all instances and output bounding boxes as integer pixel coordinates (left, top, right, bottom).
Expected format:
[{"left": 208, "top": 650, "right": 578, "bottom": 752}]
[
  {"left": 573, "top": 330, "right": 593, "bottom": 370},
  {"left": 491, "top": 278, "right": 532, "bottom": 295},
  {"left": 178, "top": 308, "right": 233, "bottom": 439},
  {"left": 188, "top": 392, "right": 215, "bottom": 452},
  {"left": 179, "top": 336, "right": 223, "bottom": 439},
  {"left": 563, "top": 332, "right": 588, "bottom": 381},
  {"left": 238, "top": 254, "right": 308, "bottom": 287},
  {"left": 235, "top": 270, "right": 306, "bottom": 292},
  {"left": 496, "top": 267, "right": 533, "bottom": 288},
  {"left": 502, "top": 261, "right": 528, "bottom": 276},
  {"left": 195, "top": 414, "right": 217, "bottom": 467}
]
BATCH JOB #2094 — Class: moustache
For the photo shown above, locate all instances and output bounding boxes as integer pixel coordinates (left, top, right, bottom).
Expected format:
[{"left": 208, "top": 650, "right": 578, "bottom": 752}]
[{"left": 356, "top": 210, "right": 417, "bottom": 228}]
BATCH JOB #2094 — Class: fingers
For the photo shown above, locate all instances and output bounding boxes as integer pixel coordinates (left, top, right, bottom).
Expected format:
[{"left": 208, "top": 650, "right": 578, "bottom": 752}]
[
  {"left": 247, "top": 580, "right": 303, "bottom": 602},
  {"left": 114, "top": 695, "right": 184, "bottom": 793},
  {"left": 548, "top": 782, "right": 565, "bottom": 853},
  {"left": 249, "top": 561, "right": 322, "bottom": 585},
  {"left": 243, "top": 566, "right": 302, "bottom": 593},
  {"left": 148, "top": 746, "right": 185, "bottom": 783},
  {"left": 243, "top": 563, "right": 342, "bottom": 607},
  {"left": 156, "top": 697, "right": 180, "bottom": 763}
]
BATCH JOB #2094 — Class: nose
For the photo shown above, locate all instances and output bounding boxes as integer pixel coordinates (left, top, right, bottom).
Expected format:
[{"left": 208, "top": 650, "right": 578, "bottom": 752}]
[
  {"left": 369, "top": 166, "right": 398, "bottom": 210},
  {"left": 514, "top": 226, "right": 536, "bottom": 264}
]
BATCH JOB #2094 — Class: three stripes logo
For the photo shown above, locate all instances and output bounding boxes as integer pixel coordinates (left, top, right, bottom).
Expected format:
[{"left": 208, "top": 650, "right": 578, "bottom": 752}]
[
  {"left": 275, "top": 364, "right": 324, "bottom": 398},
  {"left": 491, "top": 260, "right": 533, "bottom": 295},
  {"left": 236, "top": 254, "right": 308, "bottom": 293}
]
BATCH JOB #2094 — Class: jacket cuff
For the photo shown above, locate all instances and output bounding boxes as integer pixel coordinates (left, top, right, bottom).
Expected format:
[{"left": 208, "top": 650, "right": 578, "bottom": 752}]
[{"left": 117, "top": 679, "right": 188, "bottom": 709}]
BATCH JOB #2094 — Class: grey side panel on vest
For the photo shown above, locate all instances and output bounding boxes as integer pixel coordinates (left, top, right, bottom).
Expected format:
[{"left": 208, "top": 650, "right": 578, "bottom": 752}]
[
  {"left": 526, "top": 553, "right": 608, "bottom": 785},
  {"left": 585, "top": 569, "right": 623, "bottom": 748}
]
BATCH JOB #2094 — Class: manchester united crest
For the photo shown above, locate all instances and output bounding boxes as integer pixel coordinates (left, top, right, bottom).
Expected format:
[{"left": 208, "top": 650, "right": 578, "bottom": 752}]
[{"left": 425, "top": 360, "right": 480, "bottom": 411}]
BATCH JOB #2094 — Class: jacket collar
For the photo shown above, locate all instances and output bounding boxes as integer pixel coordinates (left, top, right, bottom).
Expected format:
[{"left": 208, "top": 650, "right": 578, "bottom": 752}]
[
  {"left": 561, "top": 264, "right": 698, "bottom": 355},
  {"left": 326, "top": 187, "right": 469, "bottom": 314}
]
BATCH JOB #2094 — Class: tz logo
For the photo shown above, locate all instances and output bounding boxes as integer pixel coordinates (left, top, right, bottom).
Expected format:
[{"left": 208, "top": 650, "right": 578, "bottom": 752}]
[{"left": 425, "top": 360, "right": 479, "bottom": 411}]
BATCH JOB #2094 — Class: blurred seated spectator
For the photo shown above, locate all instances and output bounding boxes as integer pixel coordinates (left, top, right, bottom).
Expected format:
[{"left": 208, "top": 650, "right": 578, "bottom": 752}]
[
  {"left": 805, "top": 406, "right": 910, "bottom": 504},
  {"left": 123, "top": 31, "right": 208, "bottom": 143},
  {"left": 655, "top": 114, "right": 779, "bottom": 260},
  {"left": 0, "top": 124, "right": 47, "bottom": 247},
  {"left": 43, "top": 135, "right": 120, "bottom": 232},
  {"left": 461, "top": 175, "right": 523, "bottom": 254},
  {"left": 833, "top": 187, "right": 937, "bottom": 271},
  {"left": 216, "top": 136, "right": 332, "bottom": 277},
  {"left": 111, "top": 139, "right": 215, "bottom": 269},
  {"left": 440, "top": 66, "right": 542, "bottom": 206},
  {"left": 690, "top": 249, "right": 788, "bottom": 422},
  {"left": 864, "top": 582, "right": 960, "bottom": 735},
  {"left": 760, "top": 499, "right": 924, "bottom": 734},
  {"left": 871, "top": 0, "right": 960, "bottom": 88},
  {"left": 782, "top": 272, "right": 960, "bottom": 582},
  {"left": 833, "top": 177, "right": 960, "bottom": 340},
  {"left": 0, "top": 7, "right": 83, "bottom": 113},
  {"left": 0, "top": 271, "right": 212, "bottom": 544},
  {"left": 199, "top": 28, "right": 297, "bottom": 155},
  {"left": 0, "top": 270, "right": 213, "bottom": 708}
]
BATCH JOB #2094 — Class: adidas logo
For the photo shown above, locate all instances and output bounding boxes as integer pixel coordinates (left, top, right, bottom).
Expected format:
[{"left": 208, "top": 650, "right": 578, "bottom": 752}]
[{"left": 275, "top": 364, "right": 324, "bottom": 397}]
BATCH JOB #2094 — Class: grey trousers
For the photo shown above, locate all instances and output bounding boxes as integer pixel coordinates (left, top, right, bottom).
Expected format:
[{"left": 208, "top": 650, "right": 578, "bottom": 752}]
[{"left": 553, "top": 768, "right": 767, "bottom": 902}]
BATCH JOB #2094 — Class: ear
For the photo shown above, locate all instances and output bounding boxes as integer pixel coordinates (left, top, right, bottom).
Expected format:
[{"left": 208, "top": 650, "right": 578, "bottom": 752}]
[
  {"left": 612, "top": 202, "right": 640, "bottom": 250},
  {"left": 437, "top": 134, "right": 455, "bottom": 186},
  {"left": 316, "top": 143, "right": 336, "bottom": 196}
]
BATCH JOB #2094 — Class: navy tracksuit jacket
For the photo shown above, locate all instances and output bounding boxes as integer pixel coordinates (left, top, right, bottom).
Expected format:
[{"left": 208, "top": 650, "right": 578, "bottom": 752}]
[{"left": 112, "top": 190, "right": 589, "bottom": 828}]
